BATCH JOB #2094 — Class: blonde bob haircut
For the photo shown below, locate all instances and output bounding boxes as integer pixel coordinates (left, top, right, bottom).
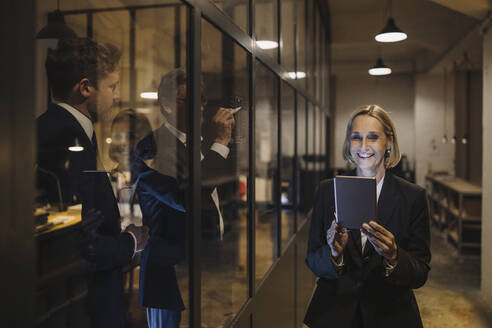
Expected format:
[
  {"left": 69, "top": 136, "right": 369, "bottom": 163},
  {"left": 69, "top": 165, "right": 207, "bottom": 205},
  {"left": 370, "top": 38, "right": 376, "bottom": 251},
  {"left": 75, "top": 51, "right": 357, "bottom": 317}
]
[{"left": 342, "top": 104, "right": 401, "bottom": 169}]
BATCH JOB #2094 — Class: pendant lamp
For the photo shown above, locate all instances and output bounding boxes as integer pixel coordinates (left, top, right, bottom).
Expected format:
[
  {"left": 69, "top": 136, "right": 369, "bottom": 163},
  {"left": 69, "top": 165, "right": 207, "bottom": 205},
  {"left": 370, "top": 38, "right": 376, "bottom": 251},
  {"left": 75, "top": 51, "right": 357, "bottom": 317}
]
[
  {"left": 368, "top": 58, "right": 391, "bottom": 76},
  {"left": 36, "top": 0, "right": 76, "bottom": 40},
  {"left": 375, "top": 0, "right": 407, "bottom": 43}
]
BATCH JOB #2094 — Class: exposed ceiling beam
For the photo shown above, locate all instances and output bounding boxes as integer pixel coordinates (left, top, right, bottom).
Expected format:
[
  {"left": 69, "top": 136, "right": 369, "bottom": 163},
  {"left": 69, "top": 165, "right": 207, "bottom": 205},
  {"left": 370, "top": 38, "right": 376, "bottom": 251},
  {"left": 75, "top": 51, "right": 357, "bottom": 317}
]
[{"left": 429, "top": 0, "right": 491, "bottom": 19}]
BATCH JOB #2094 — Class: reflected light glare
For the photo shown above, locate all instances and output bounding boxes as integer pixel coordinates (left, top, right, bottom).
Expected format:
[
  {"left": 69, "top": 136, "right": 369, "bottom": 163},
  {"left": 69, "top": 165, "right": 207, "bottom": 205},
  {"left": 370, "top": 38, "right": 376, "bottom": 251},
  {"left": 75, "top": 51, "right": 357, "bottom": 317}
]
[
  {"left": 256, "top": 40, "right": 279, "bottom": 50},
  {"left": 287, "top": 71, "right": 307, "bottom": 79},
  {"left": 105, "top": 138, "right": 112, "bottom": 144},
  {"left": 68, "top": 146, "right": 84, "bottom": 152},
  {"left": 368, "top": 67, "right": 392, "bottom": 76},
  {"left": 140, "top": 92, "right": 158, "bottom": 99},
  {"left": 375, "top": 32, "right": 407, "bottom": 43}
]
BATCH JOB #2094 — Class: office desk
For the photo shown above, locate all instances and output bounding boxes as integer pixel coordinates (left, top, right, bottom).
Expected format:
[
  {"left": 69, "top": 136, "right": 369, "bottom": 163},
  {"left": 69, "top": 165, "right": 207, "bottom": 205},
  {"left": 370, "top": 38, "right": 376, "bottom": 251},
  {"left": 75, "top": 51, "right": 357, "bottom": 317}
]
[{"left": 35, "top": 205, "right": 90, "bottom": 328}]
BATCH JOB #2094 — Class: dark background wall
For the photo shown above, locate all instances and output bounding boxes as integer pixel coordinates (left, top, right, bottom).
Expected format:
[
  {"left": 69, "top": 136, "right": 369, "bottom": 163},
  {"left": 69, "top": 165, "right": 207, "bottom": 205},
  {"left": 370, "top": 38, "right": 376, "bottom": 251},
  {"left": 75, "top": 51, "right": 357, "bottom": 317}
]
[{"left": 455, "top": 70, "right": 482, "bottom": 185}]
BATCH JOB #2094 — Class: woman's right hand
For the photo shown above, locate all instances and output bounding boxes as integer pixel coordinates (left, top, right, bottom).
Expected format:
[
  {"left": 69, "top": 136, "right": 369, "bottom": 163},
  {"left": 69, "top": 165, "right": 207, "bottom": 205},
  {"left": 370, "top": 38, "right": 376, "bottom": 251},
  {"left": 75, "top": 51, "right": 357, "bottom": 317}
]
[{"left": 326, "top": 219, "right": 348, "bottom": 259}]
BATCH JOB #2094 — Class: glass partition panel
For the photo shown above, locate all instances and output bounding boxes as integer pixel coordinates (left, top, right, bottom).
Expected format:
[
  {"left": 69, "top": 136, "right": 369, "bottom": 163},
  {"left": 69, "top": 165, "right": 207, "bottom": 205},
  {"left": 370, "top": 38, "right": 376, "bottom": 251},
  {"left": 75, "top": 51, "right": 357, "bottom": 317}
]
[
  {"left": 296, "top": 0, "right": 306, "bottom": 88},
  {"left": 255, "top": 60, "right": 278, "bottom": 286},
  {"left": 318, "top": 23, "right": 325, "bottom": 106},
  {"left": 35, "top": 1, "right": 189, "bottom": 327},
  {"left": 281, "top": 0, "right": 295, "bottom": 74},
  {"left": 212, "top": 0, "right": 249, "bottom": 32},
  {"left": 255, "top": 0, "right": 278, "bottom": 61},
  {"left": 320, "top": 110, "right": 326, "bottom": 179},
  {"left": 297, "top": 96, "right": 308, "bottom": 228},
  {"left": 280, "top": 82, "right": 296, "bottom": 253},
  {"left": 201, "top": 18, "right": 250, "bottom": 327},
  {"left": 306, "top": 0, "right": 314, "bottom": 95}
]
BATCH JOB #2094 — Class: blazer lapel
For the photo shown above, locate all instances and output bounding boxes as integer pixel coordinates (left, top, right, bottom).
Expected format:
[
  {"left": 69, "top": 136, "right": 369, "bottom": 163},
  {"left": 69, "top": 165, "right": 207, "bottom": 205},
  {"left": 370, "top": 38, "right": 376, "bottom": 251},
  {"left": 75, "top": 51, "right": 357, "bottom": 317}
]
[
  {"left": 48, "top": 103, "right": 96, "bottom": 156},
  {"left": 377, "top": 172, "right": 399, "bottom": 228}
]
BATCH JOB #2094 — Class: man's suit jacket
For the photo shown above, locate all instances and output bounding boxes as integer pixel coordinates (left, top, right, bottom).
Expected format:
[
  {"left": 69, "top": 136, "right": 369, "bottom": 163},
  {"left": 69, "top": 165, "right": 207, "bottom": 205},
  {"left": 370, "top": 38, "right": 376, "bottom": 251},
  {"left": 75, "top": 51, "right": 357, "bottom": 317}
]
[
  {"left": 37, "top": 103, "right": 135, "bottom": 327},
  {"left": 135, "top": 124, "right": 227, "bottom": 309},
  {"left": 304, "top": 172, "right": 431, "bottom": 328}
]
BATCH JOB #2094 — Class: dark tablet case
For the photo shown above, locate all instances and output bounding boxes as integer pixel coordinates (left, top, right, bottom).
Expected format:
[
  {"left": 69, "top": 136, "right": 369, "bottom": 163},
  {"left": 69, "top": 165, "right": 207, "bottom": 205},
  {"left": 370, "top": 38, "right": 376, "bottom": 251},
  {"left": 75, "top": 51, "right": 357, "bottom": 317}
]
[{"left": 334, "top": 176, "right": 377, "bottom": 229}]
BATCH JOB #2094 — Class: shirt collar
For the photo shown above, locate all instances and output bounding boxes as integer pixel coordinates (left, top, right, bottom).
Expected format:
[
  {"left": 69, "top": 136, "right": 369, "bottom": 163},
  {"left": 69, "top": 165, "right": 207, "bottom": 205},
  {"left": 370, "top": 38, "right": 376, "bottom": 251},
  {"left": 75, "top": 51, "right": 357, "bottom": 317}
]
[
  {"left": 164, "top": 121, "right": 187, "bottom": 145},
  {"left": 376, "top": 173, "right": 385, "bottom": 202},
  {"left": 57, "top": 102, "right": 94, "bottom": 140},
  {"left": 164, "top": 121, "right": 203, "bottom": 145}
]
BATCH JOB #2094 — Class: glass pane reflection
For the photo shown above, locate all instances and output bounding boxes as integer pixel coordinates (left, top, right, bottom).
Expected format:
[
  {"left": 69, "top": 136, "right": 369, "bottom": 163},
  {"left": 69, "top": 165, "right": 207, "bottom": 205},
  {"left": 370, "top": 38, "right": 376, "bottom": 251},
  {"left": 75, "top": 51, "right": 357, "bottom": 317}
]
[
  {"left": 296, "top": 0, "right": 306, "bottom": 89},
  {"left": 255, "top": 0, "right": 278, "bottom": 61},
  {"left": 201, "top": 19, "right": 249, "bottom": 327},
  {"left": 297, "top": 96, "right": 308, "bottom": 227},
  {"left": 35, "top": 2, "right": 189, "bottom": 327},
  {"left": 281, "top": 0, "right": 295, "bottom": 73},
  {"left": 211, "top": 0, "right": 249, "bottom": 32},
  {"left": 255, "top": 60, "right": 278, "bottom": 286},
  {"left": 281, "top": 83, "right": 295, "bottom": 252}
]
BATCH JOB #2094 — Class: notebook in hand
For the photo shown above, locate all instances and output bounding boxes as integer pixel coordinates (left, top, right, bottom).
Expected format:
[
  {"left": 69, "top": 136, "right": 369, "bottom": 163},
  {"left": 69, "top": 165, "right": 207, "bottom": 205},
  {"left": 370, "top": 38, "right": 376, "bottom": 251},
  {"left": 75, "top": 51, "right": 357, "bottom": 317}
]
[{"left": 334, "top": 176, "right": 377, "bottom": 230}]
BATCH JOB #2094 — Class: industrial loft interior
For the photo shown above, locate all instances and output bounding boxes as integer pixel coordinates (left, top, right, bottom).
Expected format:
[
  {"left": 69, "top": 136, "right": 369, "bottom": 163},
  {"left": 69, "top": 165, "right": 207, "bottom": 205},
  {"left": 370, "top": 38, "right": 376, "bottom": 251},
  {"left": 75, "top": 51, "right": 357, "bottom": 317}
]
[{"left": 2, "top": 0, "right": 492, "bottom": 327}]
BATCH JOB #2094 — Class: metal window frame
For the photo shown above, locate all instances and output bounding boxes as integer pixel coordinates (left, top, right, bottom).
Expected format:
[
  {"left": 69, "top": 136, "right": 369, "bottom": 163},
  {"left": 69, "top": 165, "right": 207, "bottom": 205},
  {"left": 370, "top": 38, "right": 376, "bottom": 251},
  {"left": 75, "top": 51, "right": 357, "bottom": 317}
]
[{"left": 56, "top": 1, "right": 330, "bottom": 327}]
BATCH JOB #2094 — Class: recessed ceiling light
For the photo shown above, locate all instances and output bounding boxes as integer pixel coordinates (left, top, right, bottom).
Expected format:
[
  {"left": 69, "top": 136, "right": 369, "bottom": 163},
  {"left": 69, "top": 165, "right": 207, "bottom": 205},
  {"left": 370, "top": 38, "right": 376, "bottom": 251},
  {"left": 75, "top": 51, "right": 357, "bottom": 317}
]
[
  {"left": 256, "top": 40, "right": 279, "bottom": 50},
  {"left": 286, "top": 71, "right": 306, "bottom": 79},
  {"left": 140, "top": 92, "right": 158, "bottom": 99}
]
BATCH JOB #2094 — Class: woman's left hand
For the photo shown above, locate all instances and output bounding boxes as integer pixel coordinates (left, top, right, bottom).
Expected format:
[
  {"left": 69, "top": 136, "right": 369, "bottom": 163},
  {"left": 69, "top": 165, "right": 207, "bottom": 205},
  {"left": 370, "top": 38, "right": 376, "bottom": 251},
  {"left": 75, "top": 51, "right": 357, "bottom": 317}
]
[{"left": 361, "top": 221, "right": 397, "bottom": 265}]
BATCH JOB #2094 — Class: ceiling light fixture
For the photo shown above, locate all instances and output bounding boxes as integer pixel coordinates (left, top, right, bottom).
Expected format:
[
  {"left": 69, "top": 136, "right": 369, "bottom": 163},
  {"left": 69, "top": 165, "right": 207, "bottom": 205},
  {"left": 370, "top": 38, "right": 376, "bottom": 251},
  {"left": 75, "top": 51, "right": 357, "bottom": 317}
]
[
  {"left": 36, "top": 0, "right": 77, "bottom": 39},
  {"left": 256, "top": 40, "right": 279, "bottom": 50},
  {"left": 375, "top": 0, "right": 407, "bottom": 43},
  {"left": 368, "top": 58, "right": 391, "bottom": 76}
]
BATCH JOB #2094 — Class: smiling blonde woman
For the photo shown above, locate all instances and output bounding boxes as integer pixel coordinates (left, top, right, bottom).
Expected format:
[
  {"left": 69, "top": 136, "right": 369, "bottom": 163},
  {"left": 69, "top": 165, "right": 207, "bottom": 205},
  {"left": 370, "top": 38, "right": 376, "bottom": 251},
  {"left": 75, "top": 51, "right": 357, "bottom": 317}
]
[{"left": 304, "top": 105, "right": 431, "bottom": 328}]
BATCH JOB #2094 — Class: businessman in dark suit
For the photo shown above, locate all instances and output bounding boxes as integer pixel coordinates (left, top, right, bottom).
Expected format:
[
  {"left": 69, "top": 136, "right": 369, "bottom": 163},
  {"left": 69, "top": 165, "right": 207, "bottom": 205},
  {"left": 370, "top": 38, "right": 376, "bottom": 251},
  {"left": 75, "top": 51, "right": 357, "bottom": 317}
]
[
  {"left": 304, "top": 105, "right": 431, "bottom": 328},
  {"left": 134, "top": 68, "right": 235, "bottom": 328},
  {"left": 37, "top": 38, "right": 149, "bottom": 328}
]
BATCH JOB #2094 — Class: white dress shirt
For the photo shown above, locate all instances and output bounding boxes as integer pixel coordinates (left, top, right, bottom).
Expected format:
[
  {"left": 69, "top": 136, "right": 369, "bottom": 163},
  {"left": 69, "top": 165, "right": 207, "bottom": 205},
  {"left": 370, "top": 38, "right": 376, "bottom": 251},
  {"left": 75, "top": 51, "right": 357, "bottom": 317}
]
[{"left": 361, "top": 174, "right": 385, "bottom": 251}]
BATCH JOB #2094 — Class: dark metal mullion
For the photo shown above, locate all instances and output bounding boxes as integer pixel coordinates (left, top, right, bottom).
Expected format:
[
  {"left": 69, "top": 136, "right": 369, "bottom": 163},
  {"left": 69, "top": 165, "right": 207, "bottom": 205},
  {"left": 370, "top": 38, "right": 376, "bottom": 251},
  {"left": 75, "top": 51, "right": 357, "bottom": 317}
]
[
  {"left": 248, "top": 0, "right": 256, "bottom": 300},
  {"left": 313, "top": 2, "right": 317, "bottom": 101},
  {"left": 62, "top": 3, "right": 179, "bottom": 15},
  {"left": 293, "top": 0, "right": 299, "bottom": 235},
  {"left": 276, "top": 78, "right": 282, "bottom": 258},
  {"left": 277, "top": 0, "right": 281, "bottom": 65},
  {"left": 187, "top": 5, "right": 202, "bottom": 328},
  {"left": 293, "top": 91, "right": 299, "bottom": 328},
  {"left": 305, "top": 101, "right": 309, "bottom": 166},
  {"left": 276, "top": 0, "right": 282, "bottom": 259},
  {"left": 86, "top": 12, "right": 93, "bottom": 38},
  {"left": 129, "top": 8, "right": 136, "bottom": 108},
  {"left": 175, "top": 5, "right": 181, "bottom": 68},
  {"left": 465, "top": 70, "right": 471, "bottom": 180},
  {"left": 304, "top": 0, "right": 309, "bottom": 95}
]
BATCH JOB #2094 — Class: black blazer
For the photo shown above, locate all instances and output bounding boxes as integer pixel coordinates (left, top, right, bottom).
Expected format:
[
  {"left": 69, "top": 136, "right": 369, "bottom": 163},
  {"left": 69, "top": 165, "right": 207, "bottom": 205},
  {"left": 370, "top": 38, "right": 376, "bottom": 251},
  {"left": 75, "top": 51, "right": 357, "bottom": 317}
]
[
  {"left": 135, "top": 124, "right": 227, "bottom": 309},
  {"left": 37, "top": 103, "right": 135, "bottom": 327},
  {"left": 304, "top": 172, "right": 431, "bottom": 328}
]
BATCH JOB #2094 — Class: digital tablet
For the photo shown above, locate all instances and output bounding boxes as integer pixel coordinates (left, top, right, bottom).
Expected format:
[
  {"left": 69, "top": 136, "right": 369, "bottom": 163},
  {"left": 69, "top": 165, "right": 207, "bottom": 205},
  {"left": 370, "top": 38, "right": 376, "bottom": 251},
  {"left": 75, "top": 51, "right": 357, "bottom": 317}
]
[{"left": 334, "top": 176, "right": 377, "bottom": 230}]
